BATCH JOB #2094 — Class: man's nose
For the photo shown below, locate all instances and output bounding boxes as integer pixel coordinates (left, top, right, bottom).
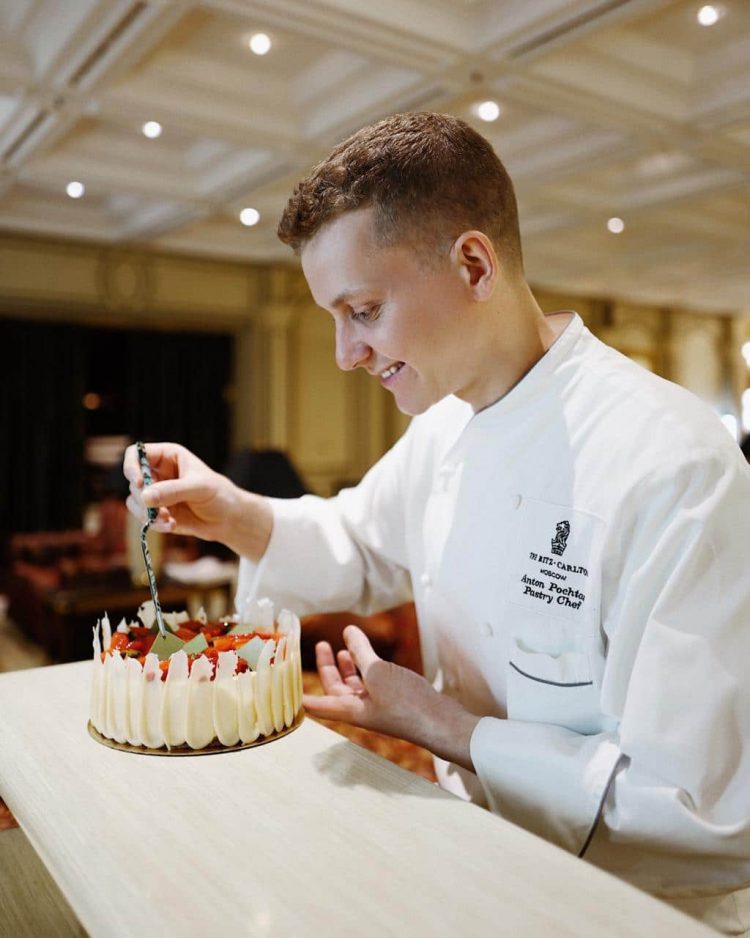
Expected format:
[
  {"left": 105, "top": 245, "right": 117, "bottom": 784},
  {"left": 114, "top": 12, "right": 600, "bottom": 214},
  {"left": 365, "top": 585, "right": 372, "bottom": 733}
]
[{"left": 335, "top": 323, "right": 370, "bottom": 371}]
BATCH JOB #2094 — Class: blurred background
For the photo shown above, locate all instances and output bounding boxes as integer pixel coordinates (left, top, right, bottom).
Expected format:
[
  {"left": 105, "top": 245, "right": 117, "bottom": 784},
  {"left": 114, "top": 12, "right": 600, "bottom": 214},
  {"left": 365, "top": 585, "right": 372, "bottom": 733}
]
[{"left": 0, "top": 0, "right": 749, "bottom": 672}]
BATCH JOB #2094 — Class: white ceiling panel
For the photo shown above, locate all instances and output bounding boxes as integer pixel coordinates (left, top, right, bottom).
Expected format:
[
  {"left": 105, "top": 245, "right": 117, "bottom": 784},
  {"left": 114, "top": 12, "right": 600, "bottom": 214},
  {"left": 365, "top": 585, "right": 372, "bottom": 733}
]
[{"left": 0, "top": 0, "right": 746, "bottom": 314}]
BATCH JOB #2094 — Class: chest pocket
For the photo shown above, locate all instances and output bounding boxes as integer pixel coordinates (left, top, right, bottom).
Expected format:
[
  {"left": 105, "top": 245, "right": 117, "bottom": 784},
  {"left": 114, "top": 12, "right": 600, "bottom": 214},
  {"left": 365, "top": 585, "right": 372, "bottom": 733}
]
[{"left": 504, "top": 497, "right": 611, "bottom": 736}]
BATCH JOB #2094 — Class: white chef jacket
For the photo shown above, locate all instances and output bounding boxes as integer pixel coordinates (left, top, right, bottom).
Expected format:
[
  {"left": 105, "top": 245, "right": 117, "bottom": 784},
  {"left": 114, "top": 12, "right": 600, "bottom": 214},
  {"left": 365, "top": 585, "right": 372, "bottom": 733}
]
[{"left": 237, "top": 312, "right": 750, "bottom": 900}]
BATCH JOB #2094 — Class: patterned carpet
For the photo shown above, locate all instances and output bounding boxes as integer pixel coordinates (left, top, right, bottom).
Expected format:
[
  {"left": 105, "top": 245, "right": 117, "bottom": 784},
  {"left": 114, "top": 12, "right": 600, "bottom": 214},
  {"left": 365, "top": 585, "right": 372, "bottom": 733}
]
[{"left": 0, "top": 799, "right": 16, "bottom": 832}]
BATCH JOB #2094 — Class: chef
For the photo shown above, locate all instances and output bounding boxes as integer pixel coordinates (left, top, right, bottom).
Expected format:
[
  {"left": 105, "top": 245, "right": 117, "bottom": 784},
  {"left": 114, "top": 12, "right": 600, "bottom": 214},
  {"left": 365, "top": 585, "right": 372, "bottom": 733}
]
[{"left": 124, "top": 112, "right": 750, "bottom": 934}]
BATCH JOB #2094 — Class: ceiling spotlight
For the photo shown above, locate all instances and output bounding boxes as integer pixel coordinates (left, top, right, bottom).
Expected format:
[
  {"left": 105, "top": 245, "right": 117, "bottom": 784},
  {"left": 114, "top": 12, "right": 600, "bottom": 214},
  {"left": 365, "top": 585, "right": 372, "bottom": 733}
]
[
  {"left": 142, "top": 120, "right": 162, "bottom": 139},
  {"left": 697, "top": 5, "right": 721, "bottom": 26},
  {"left": 607, "top": 216, "right": 625, "bottom": 234},
  {"left": 249, "top": 32, "right": 271, "bottom": 55},
  {"left": 66, "top": 181, "right": 85, "bottom": 199},
  {"left": 240, "top": 207, "right": 260, "bottom": 227},
  {"left": 475, "top": 100, "right": 501, "bottom": 122}
]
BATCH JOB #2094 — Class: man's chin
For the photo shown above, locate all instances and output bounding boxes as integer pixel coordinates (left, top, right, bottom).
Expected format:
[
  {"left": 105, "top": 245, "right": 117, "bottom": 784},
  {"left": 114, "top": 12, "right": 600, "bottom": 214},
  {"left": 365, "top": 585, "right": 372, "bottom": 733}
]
[{"left": 394, "top": 391, "right": 447, "bottom": 417}]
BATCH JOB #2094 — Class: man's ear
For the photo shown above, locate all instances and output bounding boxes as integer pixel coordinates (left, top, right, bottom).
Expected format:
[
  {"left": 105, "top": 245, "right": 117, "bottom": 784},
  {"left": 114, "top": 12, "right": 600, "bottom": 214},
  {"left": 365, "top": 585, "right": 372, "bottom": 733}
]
[{"left": 451, "top": 231, "right": 497, "bottom": 300}]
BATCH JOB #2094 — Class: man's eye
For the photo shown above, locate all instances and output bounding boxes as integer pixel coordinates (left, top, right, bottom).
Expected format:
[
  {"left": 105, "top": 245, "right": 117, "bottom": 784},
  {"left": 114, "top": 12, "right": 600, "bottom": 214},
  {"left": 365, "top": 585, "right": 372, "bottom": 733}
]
[{"left": 353, "top": 305, "right": 381, "bottom": 322}]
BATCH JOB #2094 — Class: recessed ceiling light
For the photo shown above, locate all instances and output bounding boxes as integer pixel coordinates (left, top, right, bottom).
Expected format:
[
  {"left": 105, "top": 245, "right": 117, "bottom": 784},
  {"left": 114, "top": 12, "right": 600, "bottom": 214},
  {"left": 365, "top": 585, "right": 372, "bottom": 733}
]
[
  {"left": 240, "top": 207, "right": 260, "bottom": 227},
  {"left": 475, "top": 100, "right": 501, "bottom": 122},
  {"left": 142, "top": 120, "right": 162, "bottom": 139},
  {"left": 66, "top": 181, "right": 85, "bottom": 199},
  {"left": 697, "top": 4, "right": 721, "bottom": 26},
  {"left": 249, "top": 33, "right": 271, "bottom": 55},
  {"left": 607, "top": 217, "right": 625, "bottom": 234}
]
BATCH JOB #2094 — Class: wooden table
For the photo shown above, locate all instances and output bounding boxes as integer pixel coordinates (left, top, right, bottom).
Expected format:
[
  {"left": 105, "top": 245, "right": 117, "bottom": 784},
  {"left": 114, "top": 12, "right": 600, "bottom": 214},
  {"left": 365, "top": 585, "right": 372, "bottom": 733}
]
[{"left": 0, "top": 662, "right": 712, "bottom": 937}]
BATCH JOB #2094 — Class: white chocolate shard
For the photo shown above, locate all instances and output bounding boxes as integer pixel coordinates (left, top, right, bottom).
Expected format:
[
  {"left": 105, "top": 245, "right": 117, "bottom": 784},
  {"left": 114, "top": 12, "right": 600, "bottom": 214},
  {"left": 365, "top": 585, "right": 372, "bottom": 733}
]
[
  {"left": 101, "top": 613, "right": 112, "bottom": 653},
  {"left": 138, "top": 601, "right": 156, "bottom": 629},
  {"left": 271, "top": 659, "right": 285, "bottom": 733},
  {"left": 110, "top": 651, "right": 128, "bottom": 744},
  {"left": 237, "top": 671, "right": 259, "bottom": 743},
  {"left": 125, "top": 657, "right": 144, "bottom": 746},
  {"left": 185, "top": 655, "right": 215, "bottom": 749},
  {"left": 257, "top": 638, "right": 275, "bottom": 670},
  {"left": 277, "top": 609, "right": 298, "bottom": 635},
  {"left": 101, "top": 652, "right": 114, "bottom": 740},
  {"left": 141, "top": 654, "right": 163, "bottom": 749},
  {"left": 255, "top": 670, "right": 273, "bottom": 737},
  {"left": 273, "top": 638, "right": 288, "bottom": 731},
  {"left": 162, "top": 650, "right": 189, "bottom": 747},
  {"left": 282, "top": 655, "right": 295, "bottom": 727},
  {"left": 213, "top": 652, "right": 240, "bottom": 747},
  {"left": 90, "top": 626, "right": 103, "bottom": 730},
  {"left": 254, "top": 641, "right": 275, "bottom": 737},
  {"left": 163, "top": 610, "right": 190, "bottom": 631}
]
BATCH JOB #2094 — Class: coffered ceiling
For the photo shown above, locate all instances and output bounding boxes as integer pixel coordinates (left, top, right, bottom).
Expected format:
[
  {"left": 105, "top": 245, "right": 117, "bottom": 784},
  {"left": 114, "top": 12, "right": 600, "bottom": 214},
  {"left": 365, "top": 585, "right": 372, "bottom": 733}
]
[{"left": 0, "top": 0, "right": 748, "bottom": 313}]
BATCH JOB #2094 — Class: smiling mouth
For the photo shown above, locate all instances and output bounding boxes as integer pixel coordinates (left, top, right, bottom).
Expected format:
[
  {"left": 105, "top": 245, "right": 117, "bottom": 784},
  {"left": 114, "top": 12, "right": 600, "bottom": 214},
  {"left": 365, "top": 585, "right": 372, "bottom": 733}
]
[{"left": 380, "top": 362, "right": 405, "bottom": 380}]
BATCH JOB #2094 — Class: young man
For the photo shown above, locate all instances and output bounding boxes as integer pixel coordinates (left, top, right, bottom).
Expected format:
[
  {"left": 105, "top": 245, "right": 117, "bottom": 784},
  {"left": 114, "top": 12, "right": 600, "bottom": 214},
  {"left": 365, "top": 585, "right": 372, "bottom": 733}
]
[{"left": 125, "top": 113, "right": 750, "bottom": 932}]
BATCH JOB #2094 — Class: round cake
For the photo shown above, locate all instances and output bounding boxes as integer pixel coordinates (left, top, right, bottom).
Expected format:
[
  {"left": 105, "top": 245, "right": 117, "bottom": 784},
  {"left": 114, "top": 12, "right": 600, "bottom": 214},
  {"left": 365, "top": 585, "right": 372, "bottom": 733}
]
[{"left": 89, "top": 598, "right": 303, "bottom": 751}]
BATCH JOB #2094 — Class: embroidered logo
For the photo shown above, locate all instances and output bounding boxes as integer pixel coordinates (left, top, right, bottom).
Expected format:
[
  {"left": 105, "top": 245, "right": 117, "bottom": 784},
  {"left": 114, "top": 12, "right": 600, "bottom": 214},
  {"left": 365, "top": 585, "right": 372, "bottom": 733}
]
[{"left": 551, "top": 520, "right": 570, "bottom": 556}]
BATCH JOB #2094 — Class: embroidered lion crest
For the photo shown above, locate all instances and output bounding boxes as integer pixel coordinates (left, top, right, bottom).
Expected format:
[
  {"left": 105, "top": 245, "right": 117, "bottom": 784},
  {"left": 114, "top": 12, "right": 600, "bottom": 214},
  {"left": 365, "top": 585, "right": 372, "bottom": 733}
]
[{"left": 551, "top": 520, "right": 570, "bottom": 556}]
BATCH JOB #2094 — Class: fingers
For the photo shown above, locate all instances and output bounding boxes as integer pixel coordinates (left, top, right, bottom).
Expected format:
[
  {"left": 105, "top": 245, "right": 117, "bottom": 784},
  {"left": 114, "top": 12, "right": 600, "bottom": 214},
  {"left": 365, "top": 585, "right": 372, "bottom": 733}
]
[
  {"left": 342, "top": 625, "right": 380, "bottom": 678},
  {"left": 139, "top": 479, "right": 194, "bottom": 508},
  {"left": 139, "top": 477, "right": 215, "bottom": 511},
  {"left": 315, "top": 641, "right": 367, "bottom": 697},
  {"left": 122, "top": 442, "right": 182, "bottom": 487},
  {"left": 310, "top": 629, "right": 378, "bottom": 698},
  {"left": 125, "top": 494, "right": 175, "bottom": 532},
  {"left": 302, "top": 692, "right": 365, "bottom": 725},
  {"left": 126, "top": 493, "right": 144, "bottom": 521},
  {"left": 315, "top": 642, "right": 348, "bottom": 696},
  {"left": 337, "top": 648, "right": 365, "bottom": 692},
  {"left": 122, "top": 444, "right": 142, "bottom": 487}
]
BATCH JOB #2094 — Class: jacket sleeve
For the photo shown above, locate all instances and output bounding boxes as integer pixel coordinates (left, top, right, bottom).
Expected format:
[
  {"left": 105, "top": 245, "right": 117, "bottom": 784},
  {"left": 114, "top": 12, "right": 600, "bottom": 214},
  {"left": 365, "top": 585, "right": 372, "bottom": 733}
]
[
  {"left": 470, "top": 451, "right": 750, "bottom": 872},
  {"left": 235, "top": 427, "right": 416, "bottom": 617}
]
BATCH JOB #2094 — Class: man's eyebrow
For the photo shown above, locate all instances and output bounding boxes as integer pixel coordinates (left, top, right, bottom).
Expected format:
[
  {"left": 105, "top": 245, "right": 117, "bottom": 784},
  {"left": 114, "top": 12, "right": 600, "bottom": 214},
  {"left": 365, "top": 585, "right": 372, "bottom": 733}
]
[{"left": 330, "top": 288, "right": 367, "bottom": 309}]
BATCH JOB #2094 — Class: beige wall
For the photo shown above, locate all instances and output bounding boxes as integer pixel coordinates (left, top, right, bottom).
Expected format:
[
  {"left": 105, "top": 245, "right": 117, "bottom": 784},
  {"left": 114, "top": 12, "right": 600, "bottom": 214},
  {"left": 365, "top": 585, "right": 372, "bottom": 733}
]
[
  {"left": 1, "top": 233, "right": 745, "bottom": 498},
  {"left": 0, "top": 233, "right": 404, "bottom": 495},
  {"left": 535, "top": 289, "right": 743, "bottom": 422}
]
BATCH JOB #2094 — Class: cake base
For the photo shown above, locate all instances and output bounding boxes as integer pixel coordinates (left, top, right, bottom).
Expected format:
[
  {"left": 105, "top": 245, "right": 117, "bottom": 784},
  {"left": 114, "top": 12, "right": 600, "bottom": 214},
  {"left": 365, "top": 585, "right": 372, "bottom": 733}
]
[{"left": 87, "top": 711, "right": 304, "bottom": 756}]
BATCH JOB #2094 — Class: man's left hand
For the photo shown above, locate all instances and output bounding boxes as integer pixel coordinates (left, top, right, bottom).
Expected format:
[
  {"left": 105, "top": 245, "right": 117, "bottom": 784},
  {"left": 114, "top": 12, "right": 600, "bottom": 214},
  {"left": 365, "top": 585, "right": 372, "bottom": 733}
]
[{"left": 303, "top": 625, "right": 481, "bottom": 771}]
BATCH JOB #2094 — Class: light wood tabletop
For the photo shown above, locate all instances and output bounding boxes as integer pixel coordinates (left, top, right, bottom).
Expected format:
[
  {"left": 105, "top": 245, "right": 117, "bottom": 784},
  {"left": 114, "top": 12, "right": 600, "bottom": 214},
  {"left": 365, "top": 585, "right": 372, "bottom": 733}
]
[{"left": 0, "top": 661, "right": 712, "bottom": 937}]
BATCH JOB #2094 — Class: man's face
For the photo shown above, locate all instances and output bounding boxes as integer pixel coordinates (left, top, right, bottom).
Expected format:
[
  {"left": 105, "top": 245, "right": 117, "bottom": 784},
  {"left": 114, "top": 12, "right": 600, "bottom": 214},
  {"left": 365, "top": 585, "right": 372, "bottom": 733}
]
[{"left": 301, "top": 208, "right": 475, "bottom": 416}]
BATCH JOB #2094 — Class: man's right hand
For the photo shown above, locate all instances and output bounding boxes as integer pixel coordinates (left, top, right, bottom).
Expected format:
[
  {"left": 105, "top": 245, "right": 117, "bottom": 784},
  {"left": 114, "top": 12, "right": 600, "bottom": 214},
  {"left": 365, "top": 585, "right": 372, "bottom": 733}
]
[{"left": 123, "top": 442, "right": 274, "bottom": 562}]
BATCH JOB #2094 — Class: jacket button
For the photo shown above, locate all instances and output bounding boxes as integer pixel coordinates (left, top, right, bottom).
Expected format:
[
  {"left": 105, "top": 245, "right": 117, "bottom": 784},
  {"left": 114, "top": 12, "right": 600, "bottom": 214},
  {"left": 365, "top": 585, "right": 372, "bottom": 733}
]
[
  {"left": 420, "top": 572, "right": 432, "bottom": 587},
  {"left": 479, "top": 621, "right": 493, "bottom": 637},
  {"left": 511, "top": 494, "right": 522, "bottom": 510}
]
